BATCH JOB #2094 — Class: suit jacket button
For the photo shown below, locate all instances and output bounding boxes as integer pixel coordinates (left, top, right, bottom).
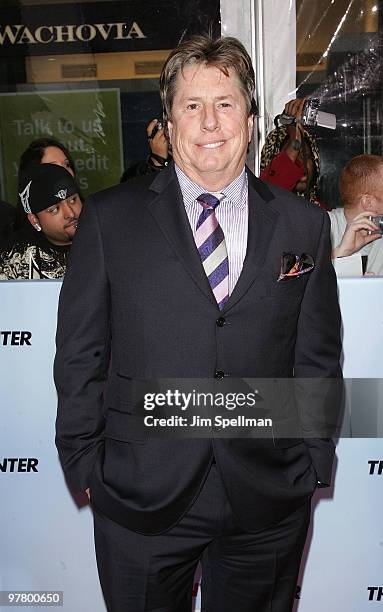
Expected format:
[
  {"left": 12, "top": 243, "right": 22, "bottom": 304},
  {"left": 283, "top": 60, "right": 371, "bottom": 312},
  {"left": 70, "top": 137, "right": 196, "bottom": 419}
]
[
  {"left": 216, "top": 317, "right": 226, "bottom": 327},
  {"left": 214, "top": 371, "right": 225, "bottom": 379}
]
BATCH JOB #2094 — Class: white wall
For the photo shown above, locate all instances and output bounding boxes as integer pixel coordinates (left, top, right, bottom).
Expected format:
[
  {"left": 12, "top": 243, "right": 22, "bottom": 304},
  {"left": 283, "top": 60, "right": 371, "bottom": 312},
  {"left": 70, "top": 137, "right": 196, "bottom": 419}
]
[
  {"left": 1, "top": 277, "right": 382, "bottom": 611},
  {"left": 220, "top": 0, "right": 297, "bottom": 171}
]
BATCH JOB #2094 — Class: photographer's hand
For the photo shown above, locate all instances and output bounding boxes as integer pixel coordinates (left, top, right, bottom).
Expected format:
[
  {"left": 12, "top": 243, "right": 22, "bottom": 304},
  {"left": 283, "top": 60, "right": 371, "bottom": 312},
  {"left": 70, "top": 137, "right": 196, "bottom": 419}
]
[
  {"left": 332, "top": 211, "right": 382, "bottom": 258},
  {"left": 282, "top": 98, "right": 308, "bottom": 162},
  {"left": 147, "top": 119, "right": 169, "bottom": 166}
]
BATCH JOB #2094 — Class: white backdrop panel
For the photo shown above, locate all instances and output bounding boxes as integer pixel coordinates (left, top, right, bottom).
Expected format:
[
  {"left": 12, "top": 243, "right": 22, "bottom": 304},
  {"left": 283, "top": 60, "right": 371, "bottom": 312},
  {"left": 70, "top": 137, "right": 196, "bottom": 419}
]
[
  {"left": 0, "top": 277, "right": 382, "bottom": 612},
  {"left": 0, "top": 281, "right": 104, "bottom": 612}
]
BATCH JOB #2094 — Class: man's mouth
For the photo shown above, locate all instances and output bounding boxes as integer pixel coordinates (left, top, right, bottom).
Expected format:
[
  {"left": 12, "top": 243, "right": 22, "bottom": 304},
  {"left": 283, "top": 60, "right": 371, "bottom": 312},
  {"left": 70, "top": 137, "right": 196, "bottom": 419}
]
[
  {"left": 198, "top": 141, "right": 225, "bottom": 149},
  {"left": 64, "top": 219, "right": 78, "bottom": 230}
]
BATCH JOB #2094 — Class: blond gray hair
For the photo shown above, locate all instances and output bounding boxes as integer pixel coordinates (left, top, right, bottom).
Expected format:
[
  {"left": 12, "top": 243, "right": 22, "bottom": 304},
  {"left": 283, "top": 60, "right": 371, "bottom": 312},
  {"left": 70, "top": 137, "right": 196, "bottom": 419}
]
[{"left": 159, "top": 33, "right": 256, "bottom": 123}]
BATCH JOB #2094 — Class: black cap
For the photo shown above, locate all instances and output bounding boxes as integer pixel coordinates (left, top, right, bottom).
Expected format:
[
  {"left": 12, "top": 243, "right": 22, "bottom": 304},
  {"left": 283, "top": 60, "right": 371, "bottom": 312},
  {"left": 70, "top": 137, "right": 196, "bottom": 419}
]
[{"left": 18, "top": 163, "right": 78, "bottom": 215}]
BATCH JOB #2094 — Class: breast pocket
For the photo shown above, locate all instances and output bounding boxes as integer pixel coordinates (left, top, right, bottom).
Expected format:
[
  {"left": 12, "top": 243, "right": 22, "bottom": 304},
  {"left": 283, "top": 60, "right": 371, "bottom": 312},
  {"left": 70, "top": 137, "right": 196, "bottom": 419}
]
[
  {"left": 269, "top": 277, "right": 308, "bottom": 322},
  {"left": 272, "top": 276, "right": 307, "bottom": 300}
]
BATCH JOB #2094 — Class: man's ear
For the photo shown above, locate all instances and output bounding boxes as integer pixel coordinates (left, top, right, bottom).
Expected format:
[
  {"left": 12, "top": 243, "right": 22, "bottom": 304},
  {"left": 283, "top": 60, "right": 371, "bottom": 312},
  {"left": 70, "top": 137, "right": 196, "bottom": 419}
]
[
  {"left": 27, "top": 213, "right": 37, "bottom": 226},
  {"left": 247, "top": 113, "right": 255, "bottom": 143},
  {"left": 27, "top": 213, "right": 41, "bottom": 231},
  {"left": 167, "top": 120, "right": 173, "bottom": 142}
]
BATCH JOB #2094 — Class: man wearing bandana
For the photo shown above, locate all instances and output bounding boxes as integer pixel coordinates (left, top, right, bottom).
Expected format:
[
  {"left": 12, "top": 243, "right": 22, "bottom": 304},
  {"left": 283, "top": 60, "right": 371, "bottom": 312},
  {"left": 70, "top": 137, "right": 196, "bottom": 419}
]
[{"left": 0, "top": 164, "right": 82, "bottom": 280}]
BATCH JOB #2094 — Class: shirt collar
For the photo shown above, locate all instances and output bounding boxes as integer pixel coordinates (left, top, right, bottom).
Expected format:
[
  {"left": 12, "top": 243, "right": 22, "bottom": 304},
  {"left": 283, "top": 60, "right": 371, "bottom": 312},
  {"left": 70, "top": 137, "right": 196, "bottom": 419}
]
[{"left": 175, "top": 164, "right": 247, "bottom": 210}]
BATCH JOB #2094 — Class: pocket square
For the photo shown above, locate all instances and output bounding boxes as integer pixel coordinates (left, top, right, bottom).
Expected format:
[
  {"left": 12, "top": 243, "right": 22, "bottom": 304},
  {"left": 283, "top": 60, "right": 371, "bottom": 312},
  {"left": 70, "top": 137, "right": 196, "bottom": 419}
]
[{"left": 278, "top": 252, "right": 314, "bottom": 281}]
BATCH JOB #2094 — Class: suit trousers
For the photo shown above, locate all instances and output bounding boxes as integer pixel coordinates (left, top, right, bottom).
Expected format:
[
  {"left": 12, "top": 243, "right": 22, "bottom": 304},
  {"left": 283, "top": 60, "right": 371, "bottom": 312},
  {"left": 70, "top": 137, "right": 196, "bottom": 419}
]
[{"left": 93, "top": 465, "right": 311, "bottom": 612}]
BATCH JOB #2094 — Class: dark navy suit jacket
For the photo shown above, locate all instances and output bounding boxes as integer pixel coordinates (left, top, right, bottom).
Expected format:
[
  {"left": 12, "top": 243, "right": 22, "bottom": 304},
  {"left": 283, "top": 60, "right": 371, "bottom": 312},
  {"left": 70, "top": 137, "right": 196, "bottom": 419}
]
[{"left": 55, "top": 163, "right": 342, "bottom": 534}]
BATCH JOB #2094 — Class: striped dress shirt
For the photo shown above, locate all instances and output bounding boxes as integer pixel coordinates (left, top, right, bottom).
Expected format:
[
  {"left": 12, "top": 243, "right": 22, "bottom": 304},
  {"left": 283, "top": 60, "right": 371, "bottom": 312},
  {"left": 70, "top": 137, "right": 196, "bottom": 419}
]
[{"left": 175, "top": 165, "right": 249, "bottom": 295}]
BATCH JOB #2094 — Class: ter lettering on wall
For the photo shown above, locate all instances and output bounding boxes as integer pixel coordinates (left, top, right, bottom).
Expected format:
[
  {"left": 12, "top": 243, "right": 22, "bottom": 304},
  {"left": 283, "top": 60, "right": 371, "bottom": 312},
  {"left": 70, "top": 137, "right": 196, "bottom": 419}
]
[
  {"left": 0, "top": 458, "right": 39, "bottom": 472},
  {"left": 0, "top": 331, "right": 32, "bottom": 346}
]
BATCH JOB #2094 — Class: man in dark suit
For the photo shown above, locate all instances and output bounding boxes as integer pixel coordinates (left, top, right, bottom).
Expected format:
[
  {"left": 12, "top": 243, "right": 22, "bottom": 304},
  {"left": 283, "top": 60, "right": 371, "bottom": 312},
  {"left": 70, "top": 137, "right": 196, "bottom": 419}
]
[{"left": 55, "top": 34, "right": 341, "bottom": 612}]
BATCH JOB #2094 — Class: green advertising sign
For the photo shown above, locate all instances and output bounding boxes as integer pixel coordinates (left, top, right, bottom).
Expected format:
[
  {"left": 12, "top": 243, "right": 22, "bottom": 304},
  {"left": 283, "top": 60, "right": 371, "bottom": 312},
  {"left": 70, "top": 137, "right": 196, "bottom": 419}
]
[{"left": 0, "top": 88, "right": 123, "bottom": 203}]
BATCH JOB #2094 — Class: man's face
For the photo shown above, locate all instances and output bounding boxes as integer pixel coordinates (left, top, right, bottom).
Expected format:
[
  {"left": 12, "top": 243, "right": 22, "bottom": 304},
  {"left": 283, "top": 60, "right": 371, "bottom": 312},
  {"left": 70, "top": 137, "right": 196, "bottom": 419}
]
[
  {"left": 369, "top": 167, "right": 383, "bottom": 213},
  {"left": 355, "top": 167, "right": 383, "bottom": 215},
  {"left": 370, "top": 195, "right": 383, "bottom": 215},
  {"left": 168, "top": 63, "right": 254, "bottom": 190},
  {"left": 29, "top": 193, "right": 82, "bottom": 246},
  {"left": 41, "top": 146, "right": 74, "bottom": 177}
]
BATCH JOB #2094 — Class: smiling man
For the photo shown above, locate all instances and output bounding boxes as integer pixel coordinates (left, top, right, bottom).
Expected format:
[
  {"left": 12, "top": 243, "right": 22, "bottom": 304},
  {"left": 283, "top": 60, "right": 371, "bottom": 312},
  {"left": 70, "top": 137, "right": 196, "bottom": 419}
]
[
  {"left": 167, "top": 63, "right": 253, "bottom": 189},
  {"left": 55, "top": 34, "right": 342, "bottom": 611}
]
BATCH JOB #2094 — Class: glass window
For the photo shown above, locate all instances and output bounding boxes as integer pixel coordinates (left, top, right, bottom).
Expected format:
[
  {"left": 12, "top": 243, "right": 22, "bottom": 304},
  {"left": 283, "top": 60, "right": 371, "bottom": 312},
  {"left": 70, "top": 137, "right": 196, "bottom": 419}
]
[
  {"left": 296, "top": 0, "right": 382, "bottom": 207},
  {"left": 0, "top": 0, "right": 220, "bottom": 204}
]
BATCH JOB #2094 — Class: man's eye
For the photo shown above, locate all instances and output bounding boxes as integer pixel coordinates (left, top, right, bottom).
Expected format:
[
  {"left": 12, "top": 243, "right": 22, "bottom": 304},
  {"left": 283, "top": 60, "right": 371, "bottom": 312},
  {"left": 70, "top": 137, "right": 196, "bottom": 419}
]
[
  {"left": 219, "top": 102, "right": 232, "bottom": 108},
  {"left": 49, "top": 206, "right": 59, "bottom": 215},
  {"left": 186, "top": 103, "right": 199, "bottom": 111}
]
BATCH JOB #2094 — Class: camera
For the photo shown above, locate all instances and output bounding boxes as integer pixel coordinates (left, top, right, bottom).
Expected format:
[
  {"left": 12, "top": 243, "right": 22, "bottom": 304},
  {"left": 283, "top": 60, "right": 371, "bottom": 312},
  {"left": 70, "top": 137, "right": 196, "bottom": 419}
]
[
  {"left": 278, "top": 98, "right": 336, "bottom": 130},
  {"left": 149, "top": 120, "right": 163, "bottom": 140},
  {"left": 368, "top": 215, "right": 383, "bottom": 234}
]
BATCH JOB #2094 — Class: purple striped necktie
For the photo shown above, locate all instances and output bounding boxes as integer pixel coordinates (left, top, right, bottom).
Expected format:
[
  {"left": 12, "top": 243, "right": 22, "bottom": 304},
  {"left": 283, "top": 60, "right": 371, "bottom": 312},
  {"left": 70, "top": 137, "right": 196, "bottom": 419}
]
[{"left": 196, "top": 193, "right": 229, "bottom": 310}]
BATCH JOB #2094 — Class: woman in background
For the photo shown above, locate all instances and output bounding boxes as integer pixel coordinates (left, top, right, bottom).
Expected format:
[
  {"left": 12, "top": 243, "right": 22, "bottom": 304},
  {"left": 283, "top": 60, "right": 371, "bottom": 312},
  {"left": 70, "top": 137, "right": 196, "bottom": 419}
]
[
  {"left": 18, "top": 137, "right": 76, "bottom": 177},
  {"left": 14, "top": 138, "right": 77, "bottom": 230}
]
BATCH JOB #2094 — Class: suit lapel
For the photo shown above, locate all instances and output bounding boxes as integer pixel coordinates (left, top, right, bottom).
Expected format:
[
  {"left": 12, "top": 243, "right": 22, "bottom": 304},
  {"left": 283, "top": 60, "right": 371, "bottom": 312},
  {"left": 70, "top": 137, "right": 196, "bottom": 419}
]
[
  {"left": 147, "top": 165, "right": 216, "bottom": 305},
  {"left": 223, "top": 171, "right": 279, "bottom": 311},
  {"left": 147, "top": 164, "right": 279, "bottom": 311}
]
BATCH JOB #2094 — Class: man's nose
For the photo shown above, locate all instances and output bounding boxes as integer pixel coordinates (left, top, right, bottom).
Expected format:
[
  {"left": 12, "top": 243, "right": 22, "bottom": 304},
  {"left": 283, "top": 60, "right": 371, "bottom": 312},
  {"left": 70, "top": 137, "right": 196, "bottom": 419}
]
[
  {"left": 201, "top": 104, "right": 219, "bottom": 131},
  {"left": 62, "top": 201, "right": 76, "bottom": 218}
]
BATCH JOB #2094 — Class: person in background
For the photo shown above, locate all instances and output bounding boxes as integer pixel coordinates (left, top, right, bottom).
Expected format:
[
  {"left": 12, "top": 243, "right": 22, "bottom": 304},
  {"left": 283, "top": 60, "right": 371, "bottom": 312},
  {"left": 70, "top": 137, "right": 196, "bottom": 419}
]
[
  {"left": 0, "top": 164, "right": 82, "bottom": 280},
  {"left": 120, "top": 118, "right": 171, "bottom": 181},
  {"left": 18, "top": 137, "right": 76, "bottom": 177},
  {"left": 0, "top": 200, "right": 16, "bottom": 247},
  {"left": 329, "top": 154, "right": 383, "bottom": 276},
  {"left": 260, "top": 98, "right": 325, "bottom": 208},
  {"left": 14, "top": 137, "right": 77, "bottom": 230}
]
